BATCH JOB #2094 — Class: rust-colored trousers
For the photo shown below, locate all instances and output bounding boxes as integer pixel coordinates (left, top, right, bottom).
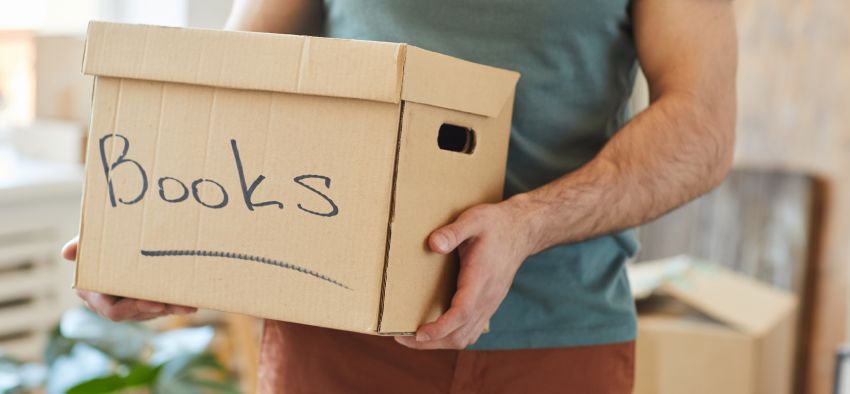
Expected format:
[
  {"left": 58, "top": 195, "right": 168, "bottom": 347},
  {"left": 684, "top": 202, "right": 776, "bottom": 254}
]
[{"left": 258, "top": 321, "right": 635, "bottom": 394}]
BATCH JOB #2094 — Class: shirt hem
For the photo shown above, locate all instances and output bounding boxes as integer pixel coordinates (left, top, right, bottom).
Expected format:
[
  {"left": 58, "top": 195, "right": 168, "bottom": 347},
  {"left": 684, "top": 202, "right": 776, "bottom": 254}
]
[{"left": 466, "top": 323, "right": 636, "bottom": 351}]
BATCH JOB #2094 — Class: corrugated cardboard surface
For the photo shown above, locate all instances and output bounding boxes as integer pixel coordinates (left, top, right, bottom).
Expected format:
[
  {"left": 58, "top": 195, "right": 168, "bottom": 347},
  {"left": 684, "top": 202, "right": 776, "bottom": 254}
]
[
  {"left": 76, "top": 22, "right": 520, "bottom": 334},
  {"left": 659, "top": 263, "right": 797, "bottom": 336},
  {"left": 379, "top": 99, "right": 514, "bottom": 333},
  {"left": 754, "top": 313, "right": 796, "bottom": 394},
  {"left": 636, "top": 314, "right": 756, "bottom": 394},
  {"left": 635, "top": 264, "right": 797, "bottom": 394},
  {"left": 78, "top": 78, "right": 399, "bottom": 332}
]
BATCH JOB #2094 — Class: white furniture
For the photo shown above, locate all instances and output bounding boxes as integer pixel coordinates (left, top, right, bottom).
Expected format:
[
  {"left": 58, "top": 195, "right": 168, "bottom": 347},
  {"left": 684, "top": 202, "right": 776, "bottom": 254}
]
[{"left": 0, "top": 146, "right": 82, "bottom": 360}]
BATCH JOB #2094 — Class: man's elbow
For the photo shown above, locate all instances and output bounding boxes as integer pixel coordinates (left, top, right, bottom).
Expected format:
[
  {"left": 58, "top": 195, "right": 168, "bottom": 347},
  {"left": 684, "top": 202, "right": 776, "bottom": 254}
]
[{"left": 703, "top": 116, "right": 736, "bottom": 193}]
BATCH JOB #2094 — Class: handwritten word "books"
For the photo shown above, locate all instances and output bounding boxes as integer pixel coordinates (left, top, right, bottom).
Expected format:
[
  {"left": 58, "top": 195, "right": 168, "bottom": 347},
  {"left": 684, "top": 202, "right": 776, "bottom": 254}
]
[{"left": 97, "top": 134, "right": 339, "bottom": 217}]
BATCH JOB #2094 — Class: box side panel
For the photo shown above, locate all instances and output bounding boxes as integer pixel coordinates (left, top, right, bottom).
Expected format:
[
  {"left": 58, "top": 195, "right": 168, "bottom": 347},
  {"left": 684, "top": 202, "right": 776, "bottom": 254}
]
[
  {"left": 634, "top": 321, "right": 660, "bottom": 394},
  {"left": 635, "top": 316, "right": 756, "bottom": 394},
  {"left": 659, "top": 263, "right": 798, "bottom": 336},
  {"left": 754, "top": 311, "right": 796, "bottom": 394},
  {"left": 378, "top": 97, "right": 513, "bottom": 333},
  {"left": 76, "top": 79, "right": 399, "bottom": 333}
]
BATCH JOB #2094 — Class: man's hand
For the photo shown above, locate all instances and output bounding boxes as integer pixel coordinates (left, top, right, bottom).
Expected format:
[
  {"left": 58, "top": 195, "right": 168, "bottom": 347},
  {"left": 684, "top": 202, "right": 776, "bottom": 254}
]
[
  {"left": 394, "top": 198, "right": 533, "bottom": 350},
  {"left": 62, "top": 237, "right": 197, "bottom": 321}
]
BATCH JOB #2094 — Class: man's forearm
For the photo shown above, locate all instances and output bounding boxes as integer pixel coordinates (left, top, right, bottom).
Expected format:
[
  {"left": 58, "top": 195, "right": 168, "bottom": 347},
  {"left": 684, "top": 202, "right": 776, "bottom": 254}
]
[
  {"left": 509, "top": 91, "right": 735, "bottom": 255},
  {"left": 225, "top": 0, "right": 323, "bottom": 34}
]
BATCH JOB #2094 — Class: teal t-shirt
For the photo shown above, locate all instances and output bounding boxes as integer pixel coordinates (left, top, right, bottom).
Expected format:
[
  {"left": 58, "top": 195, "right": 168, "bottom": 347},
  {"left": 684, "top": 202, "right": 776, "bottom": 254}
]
[{"left": 322, "top": 0, "right": 639, "bottom": 350}]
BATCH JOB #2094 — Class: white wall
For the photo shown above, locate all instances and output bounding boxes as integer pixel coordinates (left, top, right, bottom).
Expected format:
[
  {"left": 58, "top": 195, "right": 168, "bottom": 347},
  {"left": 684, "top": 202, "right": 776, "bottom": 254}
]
[
  {"left": 187, "top": 0, "right": 233, "bottom": 29},
  {"left": 99, "top": 0, "right": 188, "bottom": 27},
  {"left": 101, "top": 0, "right": 233, "bottom": 28},
  {"left": 0, "top": 0, "right": 99, "bottom": 33},
  {"left": 0, "top": 0, "right": 234, "bottom": 33}
]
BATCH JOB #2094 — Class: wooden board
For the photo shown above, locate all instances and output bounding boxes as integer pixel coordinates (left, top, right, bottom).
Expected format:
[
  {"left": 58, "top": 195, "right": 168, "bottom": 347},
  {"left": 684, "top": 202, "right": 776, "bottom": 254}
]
[{"left": 636, "top": 170, "right": 814, "bottom": 294}]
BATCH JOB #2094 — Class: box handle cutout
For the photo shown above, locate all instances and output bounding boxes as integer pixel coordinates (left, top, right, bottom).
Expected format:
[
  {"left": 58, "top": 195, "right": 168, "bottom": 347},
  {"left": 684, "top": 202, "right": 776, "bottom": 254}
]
[{"left": 437, "top": 124, "right": 476, "bottom": 154}]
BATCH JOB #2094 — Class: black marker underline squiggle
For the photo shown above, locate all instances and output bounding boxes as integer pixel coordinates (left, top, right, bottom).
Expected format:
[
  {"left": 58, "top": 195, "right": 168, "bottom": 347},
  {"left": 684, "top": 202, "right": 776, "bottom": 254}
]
[{"left": 140, "top": 249, "right": 351, "bottom": 290}]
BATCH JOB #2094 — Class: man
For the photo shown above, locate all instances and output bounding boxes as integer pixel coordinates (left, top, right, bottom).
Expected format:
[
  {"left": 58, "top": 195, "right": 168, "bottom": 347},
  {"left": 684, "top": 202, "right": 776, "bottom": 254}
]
[{"left": 63, "top": 0, "right": 736, "bottom": 392}]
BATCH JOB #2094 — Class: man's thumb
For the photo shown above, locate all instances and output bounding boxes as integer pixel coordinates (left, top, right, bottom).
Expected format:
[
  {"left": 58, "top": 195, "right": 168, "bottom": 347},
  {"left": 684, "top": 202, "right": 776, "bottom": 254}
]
[
  {"left": 428, "top": 217, "right": 476, "bottom": 254},
  {"left": 62, "top": 236, "right": 79, "bottom": 261}
]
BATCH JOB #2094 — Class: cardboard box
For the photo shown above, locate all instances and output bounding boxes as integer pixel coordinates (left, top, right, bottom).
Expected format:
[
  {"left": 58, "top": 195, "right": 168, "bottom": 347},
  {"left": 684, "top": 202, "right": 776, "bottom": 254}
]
[
  {"left": 632, "top": 260, "right": 798, "bottom": 394},
  {"left": 75, "top": 22, "right": 519, "bottom": 335}
]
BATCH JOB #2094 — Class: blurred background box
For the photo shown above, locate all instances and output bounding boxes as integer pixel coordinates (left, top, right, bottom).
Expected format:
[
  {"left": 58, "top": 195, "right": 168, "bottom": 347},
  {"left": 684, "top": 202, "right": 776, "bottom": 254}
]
[
  {"left": 34, "top": 35, "right": 91, "bottom": 125},
  {"left": 634, "top": 169, "right": 825, "bottom": 392},
  {"left": 631, "top": 257, "right": 797, "bottom": 394}
]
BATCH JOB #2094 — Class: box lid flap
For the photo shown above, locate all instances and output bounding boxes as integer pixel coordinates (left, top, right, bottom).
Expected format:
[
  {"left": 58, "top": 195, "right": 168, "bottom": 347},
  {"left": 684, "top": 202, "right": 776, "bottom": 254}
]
[
  {"left": 659, "top": 262, "right": 797, "bottom": 336},
  {"left": 82, "top": 22, "right": 405, "bottom": 103},
  {"left": 401, "top": 46, "right": 520, "bottom": 118}
]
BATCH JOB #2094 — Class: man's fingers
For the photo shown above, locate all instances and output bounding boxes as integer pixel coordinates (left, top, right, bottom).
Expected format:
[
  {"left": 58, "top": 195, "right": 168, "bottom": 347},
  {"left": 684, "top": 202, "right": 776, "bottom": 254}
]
[
  {"left": 166, "top": 304, "right": 198, "bottom": 315},
  {"left": 395, "top": 326, "right": 478, "bottom": 350},
  {"left": 429, "top": 211, "right": 482, "bottom": 254},
  {"left": 394, "top": 335, "right": 423, "bottom": 348},
  {"left": 135, "top": 300, "right": 166, "bottom": 314},
  {"left": 80, "top": 291, "right": 120, "bottom": 319},
  {"left": 415, "top": 285, "right": 479, "bottom": 342},
  {"left": 109, "top": 298, "right": 165, "bottom": 321},
  {"left": 466, "top": 315, "right": 490, "bottom": 347},
  {"left": 415, "top": 306, "right": 469, "bottom": 343},
  {"left": 62, "top": 236, "right": 79, "bottom": 261},
  {"left": 399, "top": 316, "right": 489, "bottom": 350},
  {"left": 395, "top": 335, "right": 451, "bottom": 350},
  {"left": 77, "top": 290, "right": 116, "bottom": 308},
  {"left": 80, "top": 292, "right": 166, "bottom": 321},
  {"left": 78, "top": 288, "right": 195, "bottom": 320}
]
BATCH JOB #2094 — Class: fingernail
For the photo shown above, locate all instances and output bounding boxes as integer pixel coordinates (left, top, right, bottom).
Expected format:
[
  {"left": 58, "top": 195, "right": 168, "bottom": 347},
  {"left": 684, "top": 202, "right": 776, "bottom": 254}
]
[
  {"left": 433, "top": 233, "right": 449, "bottom": 253},
  {"left": 416, "top": 332, "right": 430, "bottom": 342}
]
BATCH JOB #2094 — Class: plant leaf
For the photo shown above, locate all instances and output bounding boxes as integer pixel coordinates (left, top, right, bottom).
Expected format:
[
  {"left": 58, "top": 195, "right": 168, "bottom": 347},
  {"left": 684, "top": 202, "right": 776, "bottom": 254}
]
[
  {"left": 45, "top": 344, "right": 112, "bottom": 394},
  {"left": 182, "top": 377, "right": 240, "bottom": 394},
  {"left": 122, "top": 364, "right": 161, "bottom": 386},
  {"left": 160, "top": 353, "right": 227, "bottom": 379},
  {"left": 66, "top": 364, "right": 159, "bottom": 394},
  {"left": 59, "top": 307, "right": 154, "bottom": 362},
  {"left": 155, "top": 353, "right": 235, "bottom": 394},
  {"left": 44, "top": 325, "right": 76, "bottom": 367},
  {"left": 66, "top": 375, "right": 126, "bottom": 394}
]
